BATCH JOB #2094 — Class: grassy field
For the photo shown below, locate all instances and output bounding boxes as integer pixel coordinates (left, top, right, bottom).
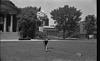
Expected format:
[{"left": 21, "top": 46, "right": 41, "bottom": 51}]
[{"left": 0, "top": 40, "right": 97, "bottom": 61}]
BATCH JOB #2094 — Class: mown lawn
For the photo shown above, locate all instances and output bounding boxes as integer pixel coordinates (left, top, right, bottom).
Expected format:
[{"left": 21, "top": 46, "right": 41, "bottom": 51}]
[{"left": 0, "top": 40, "right": 97, "bottom": 61}]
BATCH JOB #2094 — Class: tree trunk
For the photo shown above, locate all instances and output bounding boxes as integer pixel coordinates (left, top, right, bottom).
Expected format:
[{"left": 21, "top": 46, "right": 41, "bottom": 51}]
[{"left": 68, "top": 31, "right": 71, "bottom": 37}]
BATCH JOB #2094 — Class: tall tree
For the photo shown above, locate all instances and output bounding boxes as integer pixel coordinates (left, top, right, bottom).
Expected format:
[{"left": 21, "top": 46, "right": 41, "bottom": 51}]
[
  {"left": 84, "top": 15, "right": 97, "bottom": 35},
  {"left": 50, "top": 5, "right": 82, "bottom": 39},
  {"left": 17, "top": 6, "right": 41, "bottom": 39}
]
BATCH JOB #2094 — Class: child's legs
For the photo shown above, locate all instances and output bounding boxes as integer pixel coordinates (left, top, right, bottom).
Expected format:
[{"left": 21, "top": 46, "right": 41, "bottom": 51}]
[{"left": 43, "top": 41, "right": 48, "bottom": 50}]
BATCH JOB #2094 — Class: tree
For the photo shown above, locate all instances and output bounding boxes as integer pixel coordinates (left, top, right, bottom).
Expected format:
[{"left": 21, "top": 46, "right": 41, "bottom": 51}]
[
  {"left": 50, "top": 5, "right": 82, "bottom": 39},
  {"left": 84, "top": 15, "right": 97, "bottom": 36},
  {"left": 17, "top": 6, "right": 41, "bottom": 39}
]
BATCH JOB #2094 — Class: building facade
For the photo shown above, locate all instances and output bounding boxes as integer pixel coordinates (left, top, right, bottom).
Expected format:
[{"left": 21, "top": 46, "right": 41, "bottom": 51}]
[{"left": 0, "top": 0, "right": 19, "bottom": 32}]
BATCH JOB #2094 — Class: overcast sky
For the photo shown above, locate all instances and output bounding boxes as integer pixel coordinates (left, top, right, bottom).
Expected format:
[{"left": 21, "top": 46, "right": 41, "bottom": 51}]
[{"left": 10, "top": 0, "right": 97, "bottom": 26}]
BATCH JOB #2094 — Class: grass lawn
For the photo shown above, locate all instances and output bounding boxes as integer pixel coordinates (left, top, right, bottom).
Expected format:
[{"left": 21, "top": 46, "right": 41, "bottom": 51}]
[{"left": 0, "top": 40, "right": 97, "bottom": 61}]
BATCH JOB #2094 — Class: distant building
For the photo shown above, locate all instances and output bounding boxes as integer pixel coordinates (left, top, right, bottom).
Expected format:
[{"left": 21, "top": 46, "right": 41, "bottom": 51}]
[
  {"left": 37, "top": 11, "right": 49, "bottom": 26},
  {"left": 43, "top": 18, "right": 49, "bottom": 26},
  {"left": 43, "top": 26, "right": 58, "bottom": 36},
  {"left": 79, "top": 21, "right": 87, "bottom": 38}
]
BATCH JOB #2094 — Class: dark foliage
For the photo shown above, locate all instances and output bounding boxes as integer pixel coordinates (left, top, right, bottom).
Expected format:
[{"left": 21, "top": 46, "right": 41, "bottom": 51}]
[{"left": 50, "top": 5, "right": 82, "bottom": 39}]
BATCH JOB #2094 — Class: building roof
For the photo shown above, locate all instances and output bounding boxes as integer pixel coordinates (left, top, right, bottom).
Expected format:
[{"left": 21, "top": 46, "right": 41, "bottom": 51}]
[{"left": 0, "top": 0, "right": 19, "bottom": 14}]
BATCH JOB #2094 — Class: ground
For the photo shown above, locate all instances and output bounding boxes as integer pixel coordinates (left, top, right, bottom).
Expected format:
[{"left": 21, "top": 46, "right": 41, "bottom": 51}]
[{"left": 0, "top": 39, "right": 97, "bottom": 61}]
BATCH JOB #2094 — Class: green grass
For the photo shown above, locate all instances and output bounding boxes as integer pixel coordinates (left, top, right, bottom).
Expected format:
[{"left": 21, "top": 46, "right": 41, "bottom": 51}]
[{"left": 0, "top": 40, "right": 97, "bottom": 61}]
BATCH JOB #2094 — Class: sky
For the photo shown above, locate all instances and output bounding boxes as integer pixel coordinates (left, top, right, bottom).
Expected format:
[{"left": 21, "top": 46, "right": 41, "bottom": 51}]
[{"left": 10, "top": 0, "right": 97, "bottom": 26}]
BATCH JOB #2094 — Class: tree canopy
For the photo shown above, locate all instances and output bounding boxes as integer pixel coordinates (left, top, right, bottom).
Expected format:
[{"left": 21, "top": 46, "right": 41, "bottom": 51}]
[
  {"left": 50, "top": 5, "right": 82, "bottom": 38},
  {"left": 84, "top": 15, "right": 97, "bottom": 35},
  {"left": 17, "top": 6, "right": 41, "bottom": 39}
]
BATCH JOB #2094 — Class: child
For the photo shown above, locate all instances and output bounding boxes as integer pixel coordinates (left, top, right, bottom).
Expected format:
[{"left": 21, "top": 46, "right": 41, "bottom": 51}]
[{"left": 43, "top": 36, "right": 48, "bottom": 52}]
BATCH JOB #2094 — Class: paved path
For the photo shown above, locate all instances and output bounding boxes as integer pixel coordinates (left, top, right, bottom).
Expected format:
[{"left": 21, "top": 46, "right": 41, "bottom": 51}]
[{"left": 0, "top": 39, "right": 97, "bottom": 43}]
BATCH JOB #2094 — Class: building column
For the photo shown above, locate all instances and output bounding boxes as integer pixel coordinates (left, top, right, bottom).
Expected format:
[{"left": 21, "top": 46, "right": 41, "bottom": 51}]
[
  {"left": 4, "top": 15, "right": 7, "bottom": 32},
  {"left": 10, "top": 15, "right": 13, "bottom": 32},
  {"left": 16, "top": 20, "right": 18, "bottom": 32}
]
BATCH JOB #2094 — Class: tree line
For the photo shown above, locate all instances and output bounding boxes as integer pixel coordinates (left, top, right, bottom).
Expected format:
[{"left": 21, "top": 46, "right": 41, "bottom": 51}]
[{"left": 17, "top": 5, "right": 97, "bottom": 39}]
